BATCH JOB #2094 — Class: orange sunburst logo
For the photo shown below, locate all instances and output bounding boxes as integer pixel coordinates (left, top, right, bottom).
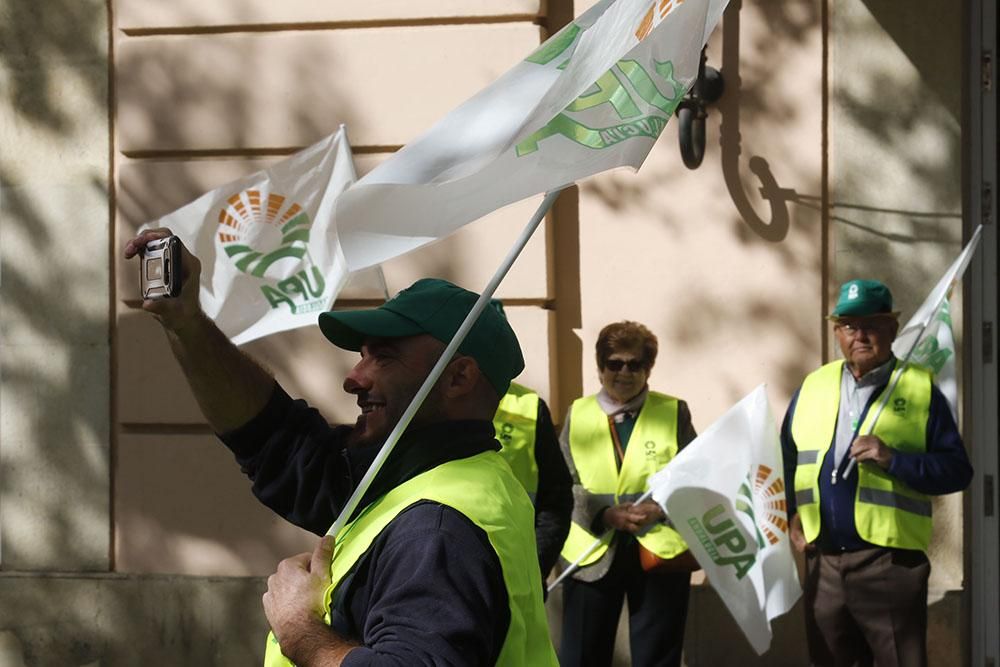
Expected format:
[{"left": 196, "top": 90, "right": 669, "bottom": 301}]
[
  {"left": 216, "top": 189, "right": 314, "bottom": 279},
  {"left": 749, "top": 464, "right": 789, "bottom": 545}
]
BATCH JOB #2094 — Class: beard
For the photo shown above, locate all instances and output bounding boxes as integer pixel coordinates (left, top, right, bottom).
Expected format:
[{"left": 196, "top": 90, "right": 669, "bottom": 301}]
[{"left": 345, "top": 384, "right": 447, "bottom": 449}]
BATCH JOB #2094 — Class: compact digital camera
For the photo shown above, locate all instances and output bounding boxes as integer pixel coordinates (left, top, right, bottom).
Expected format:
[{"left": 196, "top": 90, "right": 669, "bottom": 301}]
[{"left": 139, "top": 236, "right": 182, "bottom": 300}]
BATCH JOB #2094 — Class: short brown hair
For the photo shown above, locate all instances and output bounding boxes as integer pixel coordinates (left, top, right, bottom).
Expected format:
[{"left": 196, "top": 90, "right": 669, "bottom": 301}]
[{"left": 595, "top": 321, "right": 658, "bottom": 371}]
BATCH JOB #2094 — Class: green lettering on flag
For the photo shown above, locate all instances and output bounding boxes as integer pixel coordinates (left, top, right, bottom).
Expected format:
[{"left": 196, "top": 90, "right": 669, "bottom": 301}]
[
  {"left": 687, "top": 515, "right": 722, "bottom": 561},
  {"left": 912, "top": 337, "right": 952, "bottom": 374},
  {"left": 618, "top": 59, "right": 685, "bottom": 113},
  {"left": 516, "top": 114, "right": 607, "bottom": 156},
  {"left": 261, "top": 285, "right": 295, "bottom": 312},
  {"left": 517, "top": 114, "right": 668, "bottom": 156},
  {"left": 937, "top": 301, "right": 953, "bottom": 327},
  {"left": 568, "top": 70, "right": 642, "bottom": 118},
  {"left": 515, "top": 60, "right": 677, "bottom": 157},
  {"left": 717, "top": 552, "right": 757, "bottom": 580},
  {"left": 691, "top": 501, "right": 760, "bottom": 581},
  {"left": 525, "top": 23, "right": 581, "bottom": 65},
  {"left": 910, "top": 301, "right": 955, "bottom": 375}
]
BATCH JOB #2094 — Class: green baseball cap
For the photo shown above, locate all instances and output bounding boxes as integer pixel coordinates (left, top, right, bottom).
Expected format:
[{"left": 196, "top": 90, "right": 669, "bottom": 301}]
[
  {"left": 319, "top": 278, "right": 524, "bottom": 396},
  {"left": 829, "top": 279, "right": 900, "bottom": 319}
]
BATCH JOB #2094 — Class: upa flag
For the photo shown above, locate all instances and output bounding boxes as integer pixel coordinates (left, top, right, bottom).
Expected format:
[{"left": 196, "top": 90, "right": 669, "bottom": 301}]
[
  {"left": 906, "top": 298, "right": 959, "bottom": 421},
  {"left": 649, "top": 385, "right": 801, "bottom": 655},
  {"left": 146, "top": 127, "right": 356, "bottom": 345},
  {"left": 336, "top": 0, "right": 729, "bottom": 271},
  {"left": 893, "top": 225, "right": 983, "bottom": 422}
]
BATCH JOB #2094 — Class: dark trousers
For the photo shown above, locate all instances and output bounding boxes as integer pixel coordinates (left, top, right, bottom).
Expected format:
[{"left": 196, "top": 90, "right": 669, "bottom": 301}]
[
  {"left": 560, "top": 538, "right": 691, "bottom": 667},
  {"left": 804, "top": 547, "right": 930, "bottom": 667}
]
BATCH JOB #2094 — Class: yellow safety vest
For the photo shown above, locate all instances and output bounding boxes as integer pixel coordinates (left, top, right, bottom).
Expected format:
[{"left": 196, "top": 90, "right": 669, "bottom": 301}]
[
  {"left": 791, "top": 360, "right": 934, "bottom": 551},
  {"left": 264, "top": 450, "right": 558, "bottom": 667},
  {"left": 560, "top": 392, "right": 688, "bottom": 570},
  {"left": 493, "top": 382, "right": 540, "bottom": 497}
]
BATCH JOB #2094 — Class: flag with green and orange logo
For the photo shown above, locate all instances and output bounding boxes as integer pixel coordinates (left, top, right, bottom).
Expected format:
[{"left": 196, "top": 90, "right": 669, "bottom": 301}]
[
  {"left": 145, "top": 127, "right": 357, "bottom": 344},
  {"left": 334, "top": 0, "right": 729, "bottom": 271},
  {"left": 649, "top": 385, "right": 801, "bottom": 655}
]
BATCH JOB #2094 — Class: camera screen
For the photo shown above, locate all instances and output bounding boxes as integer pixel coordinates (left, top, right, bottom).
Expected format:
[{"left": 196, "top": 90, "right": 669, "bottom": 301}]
[{"left": 146, "top": 257, "right": 163, "bottom": 281}]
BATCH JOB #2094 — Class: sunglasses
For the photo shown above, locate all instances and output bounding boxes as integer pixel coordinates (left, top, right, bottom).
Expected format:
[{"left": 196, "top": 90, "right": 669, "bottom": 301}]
[{"left": 604, "top": 358, "right": 646, "bottom": 372}]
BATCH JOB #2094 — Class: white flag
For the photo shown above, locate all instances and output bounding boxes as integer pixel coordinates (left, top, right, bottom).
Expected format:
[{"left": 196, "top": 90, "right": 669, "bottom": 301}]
[
  {"left": 649, "top": 385, "right": 801, "bottom": 655},
  {"left": 147, "top": 127, "right": 356, "bottom": 345},
  {"left": 336, "top": 0, "right": 729, "bottom": 271},
  {"left": 892, "top": 225, "right": 983, "bottom": 421},
  {"left": 906, "top": 299, "right": 959, "bottom": 421}
]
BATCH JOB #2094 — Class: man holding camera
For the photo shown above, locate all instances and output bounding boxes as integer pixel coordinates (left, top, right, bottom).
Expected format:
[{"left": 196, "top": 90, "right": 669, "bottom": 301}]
[{"left": 125, "top": 229, "right": 557, "bottom": 666}]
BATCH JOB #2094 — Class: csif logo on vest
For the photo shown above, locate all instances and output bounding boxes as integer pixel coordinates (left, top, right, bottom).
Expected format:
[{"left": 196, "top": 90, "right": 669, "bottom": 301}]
[
  {"left": 217, "top": 189, "right": 328, "bottom": 315},
  {"left": 643, "top": 440, "right": 660, "bottom": 463},
  {"left": 498, "top": 421, "right": 515, "bottom": 445},
  {"left": 892, "top": 397, "right": 907, "bottom": 415},
  {"left": 684, "top": 465, "right": 789, "bottom": 580}
]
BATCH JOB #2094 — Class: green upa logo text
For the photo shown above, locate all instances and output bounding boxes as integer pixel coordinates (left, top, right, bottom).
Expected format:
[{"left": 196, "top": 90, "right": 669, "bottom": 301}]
[
  {"left": 687, "top": 504, "right": 757, "bottom": 580},
  {"left": 216, "top": 189, "right": 327, "bottom": 315},
  {"left": 516, "top": 21, "right": 687, "bottom": 157},
  {"left": 911, "top": 302, "right": 954, "bottom": 375},
  {"left": 685, "top": 465, "right": 791, "bottom": 580}
]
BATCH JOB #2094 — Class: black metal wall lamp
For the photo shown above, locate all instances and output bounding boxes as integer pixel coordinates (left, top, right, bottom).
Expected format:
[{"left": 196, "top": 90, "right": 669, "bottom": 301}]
[{"left": 676, "top": 47, "right": 724, "bottom": 169}]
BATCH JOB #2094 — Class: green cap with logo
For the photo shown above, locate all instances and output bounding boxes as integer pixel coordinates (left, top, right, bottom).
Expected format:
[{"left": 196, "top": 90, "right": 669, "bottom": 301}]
[
  {"left": 318, "top": 278, "right": 524, "bottom": 396},
  {"left": 829, "top": 279, "right": 900, "bottom": 319}
]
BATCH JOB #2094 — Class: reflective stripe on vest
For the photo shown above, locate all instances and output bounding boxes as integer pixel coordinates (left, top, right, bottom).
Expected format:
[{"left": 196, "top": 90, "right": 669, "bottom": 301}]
[
  {"left": 560, "top": 392, "right": 688, "bottom": 568},
  {"left": 493, "top": 382, "right": 540, "bottom": 496},
  {"left": 264, "top": 451, "right": 558, "bottom": 667},
  {"left": 790, "top": 360, "right": 934, "bottom": 551}
]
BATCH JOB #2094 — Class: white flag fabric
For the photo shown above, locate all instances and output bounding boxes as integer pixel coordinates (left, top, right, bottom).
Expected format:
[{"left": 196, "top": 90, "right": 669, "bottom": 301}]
[
  {"left": 146, "top": 128, "right": 356, "bottom": 345},
  {"left": 649, "top": 385, "right": 801, "bottom": 655},
  {"left": 892, "top": 225, "right": 983, "bottom": 420},
  {"left": 906, "top": 298, "right": 959, "bottom": 421},
  {"left": 336, "top": 0, "right": 729, "bottom": 271}
]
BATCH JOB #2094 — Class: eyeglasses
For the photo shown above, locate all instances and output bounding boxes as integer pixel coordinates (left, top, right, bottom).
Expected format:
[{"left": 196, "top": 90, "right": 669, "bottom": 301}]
[
  {"left": 604, "top": 358, "right": 646, "bottom": 372},
  {"left": 834, "top": 321, "right": 890, "bottom": 337}
]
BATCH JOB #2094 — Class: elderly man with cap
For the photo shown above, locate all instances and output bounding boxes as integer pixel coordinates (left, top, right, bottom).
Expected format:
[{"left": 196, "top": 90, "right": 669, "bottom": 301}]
[
  {"left": 780, "top": 279, "right": 972, "bottom": 667},
  {"left": 124, "top": 230, "right": 558, "bottom": 667}
]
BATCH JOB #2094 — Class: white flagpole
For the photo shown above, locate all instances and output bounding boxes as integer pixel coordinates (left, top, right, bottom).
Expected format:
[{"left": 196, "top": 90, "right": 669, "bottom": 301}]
[
  {"left": 547, "top": 488, "right": 655, "bottom": 593},
  {"left": 841, "top": 225, "right": 983, "bottom": 480},
  {"left": 326, "top": 187, "right": 567, "bottom": 539},
  {"left": 840, "top": 338, "right": 923, "bottom": 480},
  {"left": 375, "top": 265, "right": 391, "bottom": 300}
]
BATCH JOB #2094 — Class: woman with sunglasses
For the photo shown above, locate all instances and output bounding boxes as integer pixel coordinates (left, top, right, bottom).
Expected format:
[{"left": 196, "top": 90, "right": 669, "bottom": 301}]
[{"left": 558, "top": 320, "right": 698, "bottom": 667}]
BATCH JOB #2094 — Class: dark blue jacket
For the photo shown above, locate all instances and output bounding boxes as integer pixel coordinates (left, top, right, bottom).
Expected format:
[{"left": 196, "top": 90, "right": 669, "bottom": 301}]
[{"left": 221, "top": 383, "right": 511, "bottom": 666}]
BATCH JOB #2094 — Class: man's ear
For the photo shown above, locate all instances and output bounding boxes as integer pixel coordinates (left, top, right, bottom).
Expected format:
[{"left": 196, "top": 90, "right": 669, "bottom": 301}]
[{"left": 442, "top": 356, "right": 482, "bottom": 398}]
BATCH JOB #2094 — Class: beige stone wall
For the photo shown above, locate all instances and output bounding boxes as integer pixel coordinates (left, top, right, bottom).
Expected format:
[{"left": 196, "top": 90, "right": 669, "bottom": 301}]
[
  {"left": 0, "top": 0, "right": 111, "bottom": 572},
  {"left": 830, "top": 0, "right": 966, "bottom": 610}
]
